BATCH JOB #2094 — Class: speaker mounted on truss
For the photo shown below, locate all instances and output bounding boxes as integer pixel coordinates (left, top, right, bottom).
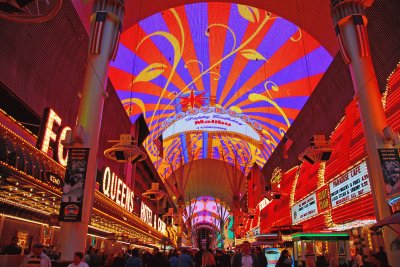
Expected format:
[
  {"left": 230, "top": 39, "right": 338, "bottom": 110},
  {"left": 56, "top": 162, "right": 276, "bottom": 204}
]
[
  {"left": 142, "top": 183, "right": 166, "bottom": 201},
  {"left": 104, "top": 134, "right": 146, "bottom": 163},
  {"left": 299, "top": 135, "right": 333, "bottom": 164},
  {"left": 162, "top": 208, "right": 177, "bottom": 225}
]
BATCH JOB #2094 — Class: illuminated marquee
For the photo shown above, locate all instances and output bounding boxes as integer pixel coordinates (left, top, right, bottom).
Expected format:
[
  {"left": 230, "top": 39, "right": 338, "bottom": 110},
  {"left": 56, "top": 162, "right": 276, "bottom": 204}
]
[
  {"left": 291, "top": 193, "right": 318, "bottom": 224},
  {"left": 102, "top": 167, "right": 135, "bottom": 213},
  {"left": 161, "top": 106, "right": 262, "bottom": 144},
  {"left": 329, "top": 161, "right": 370, "bottom": 208},
  {"left": 36, "top": 108, "right": 71, "bottom": 166}
]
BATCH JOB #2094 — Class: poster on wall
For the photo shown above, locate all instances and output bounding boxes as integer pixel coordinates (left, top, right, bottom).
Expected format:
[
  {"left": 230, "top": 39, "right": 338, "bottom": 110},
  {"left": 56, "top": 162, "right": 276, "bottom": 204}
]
[
  {"left": 329, "top": 161, "right": 370, "bottom": 208},
  {"left": 378, "top": 148, "right": 400, "bottom": 197},
  {"left": 17, "top": 231, "right": 29, "bottom": 254},
  {"left": 41, "top": 226, "right": 52, "bottom": 246},
  {"left": 291, "top": 193, "right": 318, "bottom": 224},
  {"left": 59, "top": 148, "right": 90, "bottom": 222}
]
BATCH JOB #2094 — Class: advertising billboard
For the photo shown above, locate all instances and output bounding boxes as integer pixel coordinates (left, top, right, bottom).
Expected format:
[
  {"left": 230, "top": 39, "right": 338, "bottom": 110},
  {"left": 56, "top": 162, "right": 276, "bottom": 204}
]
[
  {"left": 291, "top": 193, "right": 318, "bottom": 224},
  {"left": 378, "top": 148, "right": 400, "bottom": 200},
  {"left": 59, "top": 148, "right": 90, "bottom": 222},
  {"left": 329, "top": 161, "right": 370, "bottom": 208}
]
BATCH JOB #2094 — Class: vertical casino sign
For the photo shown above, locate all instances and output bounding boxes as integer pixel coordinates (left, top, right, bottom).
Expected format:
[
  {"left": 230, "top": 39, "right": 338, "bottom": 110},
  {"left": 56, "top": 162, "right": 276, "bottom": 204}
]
[
  {"left": 36, "top": 108, "right": 71, "bottom": 167},
  {"left": 59, "top": 148, "right": 90, "bottom": 222},
  {"left": 317, "top": 186, "right": 330, "bottom": 212}
]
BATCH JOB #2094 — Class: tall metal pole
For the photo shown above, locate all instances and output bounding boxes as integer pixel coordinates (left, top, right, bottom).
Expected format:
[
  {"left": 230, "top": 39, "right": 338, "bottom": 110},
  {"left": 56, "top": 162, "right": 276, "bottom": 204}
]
[
  {"left": 58, "top": 0, "right": 124, "bottom": 260},
  {"left": 176, "top": 197, "right": 185, "bottom": 247},
  {"left": 232, "top": 195, "right": 241, "bottom": 240},
  {"left": 331, "top": 1, "right": 400, "bottom": 265},
  {"left": 220, "top": 220, "right": 225, "bottom": 249}
]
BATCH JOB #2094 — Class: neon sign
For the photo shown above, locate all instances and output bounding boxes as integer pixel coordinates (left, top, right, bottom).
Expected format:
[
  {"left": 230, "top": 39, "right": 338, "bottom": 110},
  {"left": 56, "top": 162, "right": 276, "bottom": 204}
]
[
  {"left": 101, "top": 167, "right": 135, "bottom": 213},
  {"left": 140, "top": 203, "right": 167, "bottom": 234},
  {"left": 258, "top": 198, "right": 272, "bottom": 211},
  {"left": 329, "top": 161, "right": 370, "bottom": 208},
  {"left": 36, "top": 108, "right": 71, "bottom": 166},
  {"left": 140, "top": 202, "right": 153, "bottom": 226},
  {"left": 45, "top": 172, "right": 62, "bottom": 187},
  {"left": 155, "top": 216, "right": 167, "bottom": 234}
]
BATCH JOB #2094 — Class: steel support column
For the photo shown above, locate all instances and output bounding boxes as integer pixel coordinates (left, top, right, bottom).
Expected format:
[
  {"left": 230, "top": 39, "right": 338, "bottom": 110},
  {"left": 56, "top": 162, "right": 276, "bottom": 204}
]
[
  {"left": 331, "top": 1, "right": 400, "bottom": 265},
  {"left": 58, "top": 0, "right": 124, "bottom": 260}
]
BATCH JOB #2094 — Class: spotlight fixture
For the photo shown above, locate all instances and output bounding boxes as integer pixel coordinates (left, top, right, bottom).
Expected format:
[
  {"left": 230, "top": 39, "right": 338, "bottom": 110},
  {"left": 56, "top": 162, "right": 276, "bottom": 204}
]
[
  {"left": 104, "top": 134, "right": 146, "bottom": 163},
  {"left": 142, "top": 183, "right": 166, "bottom": 201}
]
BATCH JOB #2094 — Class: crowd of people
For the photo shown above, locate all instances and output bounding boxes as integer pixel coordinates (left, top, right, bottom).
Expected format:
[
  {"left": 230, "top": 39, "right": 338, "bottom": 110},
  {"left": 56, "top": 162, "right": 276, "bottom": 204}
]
[
  {"left": 0, "top": 236, "right": 390, "bottom": 267},
  {"left": 78, "top": 241, "right": 274, "bottom": 267},
  {"left": 85, "top": 241, "right": 270, "bottom": 267},
  {"left": 0, "top": 237, "right": 291, "bottom": 267}
]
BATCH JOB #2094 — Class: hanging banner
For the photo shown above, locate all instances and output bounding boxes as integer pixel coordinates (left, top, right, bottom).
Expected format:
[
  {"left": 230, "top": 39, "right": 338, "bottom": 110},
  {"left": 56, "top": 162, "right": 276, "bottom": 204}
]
[
  {"left": 59, "top": 148, "right": 90, "bottom": 222},
  {"left": 378, "top": 148, "right": 400, "bottom": 198},
  {"left": 329, "top": 161, "right": 370, "bottom": 208}
]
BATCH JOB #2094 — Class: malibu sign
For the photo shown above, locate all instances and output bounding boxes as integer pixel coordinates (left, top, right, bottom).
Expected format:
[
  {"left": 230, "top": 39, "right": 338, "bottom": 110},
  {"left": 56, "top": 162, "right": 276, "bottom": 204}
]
[
  {"left": 36, "top": 108, "right": 71, "bottom": 167},
  {"left": 161, "top": 106, "right": 262, "bottom": 144},
  {"left": 101, "top": 167, "right": 135, "bottom": 213}
]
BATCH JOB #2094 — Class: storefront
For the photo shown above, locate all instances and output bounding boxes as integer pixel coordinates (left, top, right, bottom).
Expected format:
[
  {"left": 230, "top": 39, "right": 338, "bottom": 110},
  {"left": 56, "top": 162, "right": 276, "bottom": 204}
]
[
  {"left": 0, "top": 107, "right": 171, "bottom": 257},
  {"left": 292, "top": 233, "right": 351, "bottom": 267},
  {"left": 255, "top": 64, "right": 400, "bottom": 262}
]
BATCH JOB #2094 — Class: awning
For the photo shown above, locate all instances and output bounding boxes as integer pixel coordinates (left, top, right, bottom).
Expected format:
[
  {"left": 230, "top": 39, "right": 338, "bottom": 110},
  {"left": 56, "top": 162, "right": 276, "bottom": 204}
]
[{"left": 370, "top": 212, "right": 400, "bottom": 231}]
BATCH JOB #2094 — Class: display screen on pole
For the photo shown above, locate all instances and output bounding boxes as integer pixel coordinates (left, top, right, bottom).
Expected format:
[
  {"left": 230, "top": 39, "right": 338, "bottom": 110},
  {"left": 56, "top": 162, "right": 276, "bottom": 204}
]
[
  {"left": 378, "top": 148, "right": 400, "bottom": 198},
  {"left": 59, "top": 148, "right": 90, "bottom": 222}
]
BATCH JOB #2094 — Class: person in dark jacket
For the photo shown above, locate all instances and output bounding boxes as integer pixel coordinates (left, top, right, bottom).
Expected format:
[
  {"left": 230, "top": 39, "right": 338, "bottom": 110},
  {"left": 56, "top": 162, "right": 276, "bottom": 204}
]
[
  {"left": 150, "top": 247, "right": 167, "bottom": 267},
  {"left": 255, "top": 247, "right": 267, "bottom": 267},
  {"left": 142, "top": 251, "right": 152, "bottom": 267},
  {"left": 1, "top": 236, "right": 22, "bottom": 255},
  {"left": 168, "top": 250, "right": 179, "bottom": 267},
  {"left": 194, "top": 249, "right": 203, "bottom": 267},
  {"left": 111, "top": 252, "right": 125, "bottom": 267},
  {"left": 375, "top": 247, "right": 389, "bottom": 267},
  {"left": 232, "top": 241, "right": 260, "bottom": 267},
  {"left": 126, "top": 248, "right": 143, "bottom": 267},
  {"left": 275, "top": 250, "right": 291, "bottom": 267},
  {"left": 215, "top": 250, "right": 231, "bottom": 267}
]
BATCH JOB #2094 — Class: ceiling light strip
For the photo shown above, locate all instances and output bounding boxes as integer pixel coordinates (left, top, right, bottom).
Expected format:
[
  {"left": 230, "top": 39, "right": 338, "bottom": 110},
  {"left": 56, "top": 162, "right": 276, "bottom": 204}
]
[
  {"left": 0, "top": 196, "right": 51, "bottom": 215},
  {"left": 0, "top": 213, "right": 48, "bottom": 226}
]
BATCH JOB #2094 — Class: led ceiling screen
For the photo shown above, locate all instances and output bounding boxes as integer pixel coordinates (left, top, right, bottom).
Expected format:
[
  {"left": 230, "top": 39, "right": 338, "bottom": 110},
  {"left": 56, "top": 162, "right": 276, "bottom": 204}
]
[
  {"left": 109, "top": 2, "right": 333, "bottom": 177},
  {"left": 183, "top": 196, "right": 230, "bottom": 229}
]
